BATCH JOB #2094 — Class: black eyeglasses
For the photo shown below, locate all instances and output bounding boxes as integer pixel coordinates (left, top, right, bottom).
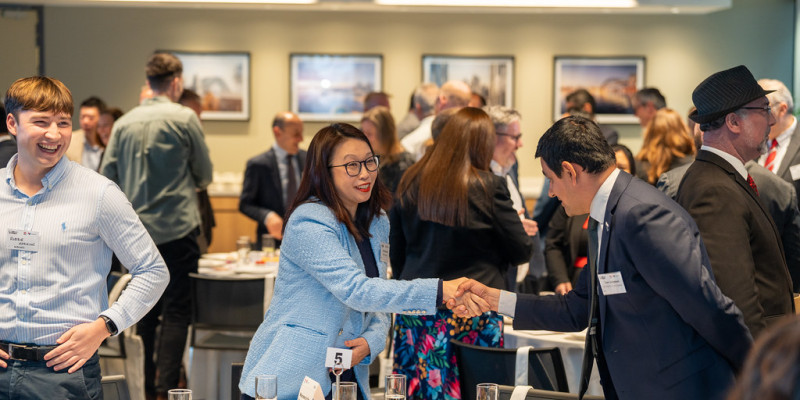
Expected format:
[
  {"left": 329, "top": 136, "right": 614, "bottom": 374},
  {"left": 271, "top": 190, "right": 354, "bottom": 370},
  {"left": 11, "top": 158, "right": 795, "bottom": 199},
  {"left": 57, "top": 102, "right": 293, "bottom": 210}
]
[
  {"left": 497, "top": 132, "right": 523, "bottom": 142},
  {"left": 329, "top": 156, "right": 380, "bottom": 177},
  {"left": 739, "top": 105, "right": 772, "bottom": 114}
]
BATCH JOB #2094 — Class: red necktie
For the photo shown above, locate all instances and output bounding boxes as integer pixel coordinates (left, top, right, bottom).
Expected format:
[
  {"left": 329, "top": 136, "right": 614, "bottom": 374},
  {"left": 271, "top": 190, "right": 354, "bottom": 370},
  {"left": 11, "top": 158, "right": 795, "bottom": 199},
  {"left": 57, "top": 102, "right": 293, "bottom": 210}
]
[
  {"left": 764, "top": 139, "right": 778, "bottom": 172},
  {"left": 747, "top": 174, "right": 759, "bottom": 196}
]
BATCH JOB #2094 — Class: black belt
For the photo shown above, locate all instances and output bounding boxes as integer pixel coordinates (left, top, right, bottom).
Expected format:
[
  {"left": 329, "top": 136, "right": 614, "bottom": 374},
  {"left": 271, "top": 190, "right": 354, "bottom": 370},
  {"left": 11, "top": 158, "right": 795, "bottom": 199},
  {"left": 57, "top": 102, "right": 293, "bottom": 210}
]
[{"left": 0, "top": 341, "right": 58, "bottom": 362}]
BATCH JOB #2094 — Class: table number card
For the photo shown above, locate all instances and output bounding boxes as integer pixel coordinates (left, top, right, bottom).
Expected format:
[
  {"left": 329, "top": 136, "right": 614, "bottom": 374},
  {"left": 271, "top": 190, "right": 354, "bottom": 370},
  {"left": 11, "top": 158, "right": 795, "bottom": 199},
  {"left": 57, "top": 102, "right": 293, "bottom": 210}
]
[{"left": 325, "top": 347, "right": 353, "bottom": 370}]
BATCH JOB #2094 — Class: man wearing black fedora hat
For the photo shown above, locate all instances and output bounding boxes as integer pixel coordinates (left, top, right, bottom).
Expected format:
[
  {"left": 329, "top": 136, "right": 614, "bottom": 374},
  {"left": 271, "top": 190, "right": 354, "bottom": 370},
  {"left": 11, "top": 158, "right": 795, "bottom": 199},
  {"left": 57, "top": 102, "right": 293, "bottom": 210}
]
[{"left": 676, "top": 65, "right": 795, "bottom": 338}]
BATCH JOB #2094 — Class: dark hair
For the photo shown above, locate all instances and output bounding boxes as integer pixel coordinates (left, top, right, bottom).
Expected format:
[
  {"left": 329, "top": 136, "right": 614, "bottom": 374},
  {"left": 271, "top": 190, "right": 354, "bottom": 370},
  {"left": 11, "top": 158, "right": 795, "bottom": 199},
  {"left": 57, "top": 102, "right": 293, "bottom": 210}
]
[
  {"left": 471, "top": 92, "right": 487, "bottom": 107},
  {"left": 535, "top": 116, "right": 616, "bottom": 177},
  {"left": 565, "top": 89, "right": 596, "bottom": 116},
  {"left": 284, "top": 123, "right": 390, "bottom": 241},
  {"left": 700, "top": 115, "right": 727, "bottom": 132},
  {"left": 611, "top": 144, "right": 636, "bottom": 176},
  {"left": 178, "top": 89, "right": 201, "bottom": 105},
  {"left": 146, "top": 52, "right": 183, "bottom": 92},
  {"left": 361, "top": 106, "right": 401, "bottom": 163},
  {"left": 727, "top": 316, "right": 800, "bottom": 400},
  {"left": 635, "top": 88, "right": 667, "bottom": 109},
  {"left": 4, "top": 76, "right": 73, "bottom": 119},
  {"left": 397, "top": 107, "right": 494, "bottom": 227},
  {"left": 0, "top": 104, "right": 7, "bottom": 134},
  {"left": 80, "top": 96, "right": 107, "bottom": 113},
  {"left": 431, "top": 108, "right": 459, "bottom": 141},
  {"left": 101, "top": 106, "right": 124, "bottom": 121},
  {"left": 363, "top": 92, "right": 390, "bottom": 112}
]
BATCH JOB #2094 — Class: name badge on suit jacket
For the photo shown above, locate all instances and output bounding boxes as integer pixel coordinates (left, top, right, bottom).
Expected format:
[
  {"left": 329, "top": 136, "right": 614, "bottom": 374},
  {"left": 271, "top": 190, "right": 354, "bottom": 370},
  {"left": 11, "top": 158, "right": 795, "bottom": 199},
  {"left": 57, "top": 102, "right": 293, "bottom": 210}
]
[
  {"left": 790, "top": 164, "right": 800, "bottom": 181},
  {"left": 598, "top": 271, "right": 627, "bottom": 295}
]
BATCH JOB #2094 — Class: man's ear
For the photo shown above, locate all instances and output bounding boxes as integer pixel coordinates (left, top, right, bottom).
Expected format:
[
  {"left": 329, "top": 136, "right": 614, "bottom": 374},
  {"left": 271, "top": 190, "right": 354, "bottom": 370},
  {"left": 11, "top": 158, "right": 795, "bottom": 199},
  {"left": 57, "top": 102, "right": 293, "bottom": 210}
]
[
  {"left": 6, "top": 113, "right": 17, "bottom": 137},
  {"left": 725, "top": 112, "right": 742, "bottom": 133},
  {"left": 272, "top": 125, "right": 282, "bottom": 138},
  {"left": 561, "top": 161, "right": 578, "bottom": 185}
]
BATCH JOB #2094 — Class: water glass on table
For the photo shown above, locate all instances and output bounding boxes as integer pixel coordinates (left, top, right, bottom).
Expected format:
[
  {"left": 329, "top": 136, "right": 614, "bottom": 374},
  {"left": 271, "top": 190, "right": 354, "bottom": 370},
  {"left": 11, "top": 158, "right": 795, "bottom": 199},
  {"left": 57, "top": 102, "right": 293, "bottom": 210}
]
[
  {"left": 262, "top": 234, "right": 276, "bottom": 257},
  {"left": 255, "top": 374, "right": 278, "bottom": 400},
  {"left": 167, "top": 389, "right": 192, "bottom": 400},
  {"left": 331, "top": 381, "right": 357, "bottom": 400},
  {"left": 237, "top": 236, "right": 251, "bottom": 266},
  {"left": 476, "top": 383, "right": 498, "bottom": 400},
  {"left": 385, "top": 374, "right": 406, "bottom": 400}
]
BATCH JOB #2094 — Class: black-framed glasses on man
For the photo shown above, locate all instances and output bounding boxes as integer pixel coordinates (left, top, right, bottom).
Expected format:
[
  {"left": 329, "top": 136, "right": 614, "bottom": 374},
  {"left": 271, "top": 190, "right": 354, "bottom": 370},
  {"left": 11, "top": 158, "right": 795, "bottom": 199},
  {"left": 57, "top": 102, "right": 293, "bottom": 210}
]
[
  {"left": 329, "top": 156, "right": 381, "bottom": 177},
  {"left": 739, "top": 105, "right": 772, "bottom": 115},
  {"left": 497, "top": 132, "right": 523, "bottom": 142}
]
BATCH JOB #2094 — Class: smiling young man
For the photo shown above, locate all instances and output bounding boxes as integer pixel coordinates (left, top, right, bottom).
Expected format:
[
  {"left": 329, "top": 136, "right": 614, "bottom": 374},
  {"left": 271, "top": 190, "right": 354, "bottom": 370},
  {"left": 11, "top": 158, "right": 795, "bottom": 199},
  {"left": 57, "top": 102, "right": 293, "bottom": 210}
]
[
  {"left": 0, "top": 77, "right": 168, "bottom": 399},
  {"left": 676, "top": 65, "right": 795, "bottom": 338},
  {"left": 455, "top": 115, "right": 752, "bottom": 400}
]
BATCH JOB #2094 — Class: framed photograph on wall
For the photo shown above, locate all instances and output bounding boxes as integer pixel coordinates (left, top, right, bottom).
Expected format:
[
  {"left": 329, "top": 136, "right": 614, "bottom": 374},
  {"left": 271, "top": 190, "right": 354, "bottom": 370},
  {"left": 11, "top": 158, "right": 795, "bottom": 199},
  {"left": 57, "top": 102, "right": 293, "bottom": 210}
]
[
  {"left": 553, "top": 56, "right": 645, "bottom": 124},
  {"left": 422, "top": 55, "right": 514, "bottom": 107},
  {"left": 171, "top": 51, "right": 250, "bottom": 121},
  {"left": 290, "top": 53, "right": 383, "bottom": 122}
]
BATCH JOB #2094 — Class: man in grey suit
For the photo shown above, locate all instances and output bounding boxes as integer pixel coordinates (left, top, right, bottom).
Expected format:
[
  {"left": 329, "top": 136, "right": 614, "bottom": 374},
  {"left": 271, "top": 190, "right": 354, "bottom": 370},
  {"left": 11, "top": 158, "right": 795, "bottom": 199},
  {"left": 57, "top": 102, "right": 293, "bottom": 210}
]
[
  {"left": 756, "top": 79, "right": 800, "bottom": 207},
  {"left": 457, "top": 116, "right": 751, "bottom": 400},
  {"left": 239, "top": 111, "right": 306, "bottom": 248}
]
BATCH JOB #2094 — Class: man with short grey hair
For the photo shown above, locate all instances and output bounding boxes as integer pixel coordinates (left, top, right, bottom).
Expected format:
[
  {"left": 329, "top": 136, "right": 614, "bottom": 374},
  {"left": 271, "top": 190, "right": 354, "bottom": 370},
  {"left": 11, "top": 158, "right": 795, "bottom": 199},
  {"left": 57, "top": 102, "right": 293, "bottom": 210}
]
[
  {"left": 401, "top": 80, "right": 471, "bottom": 159},
  {"left": 633, "top": 87, "right": 666, "bottom": 128},
  {"left": 397, "top": 83, "right": 438, "bottom": 139},
  {"left": 756, "top": 79, "right": 800, "bottom": 198}
]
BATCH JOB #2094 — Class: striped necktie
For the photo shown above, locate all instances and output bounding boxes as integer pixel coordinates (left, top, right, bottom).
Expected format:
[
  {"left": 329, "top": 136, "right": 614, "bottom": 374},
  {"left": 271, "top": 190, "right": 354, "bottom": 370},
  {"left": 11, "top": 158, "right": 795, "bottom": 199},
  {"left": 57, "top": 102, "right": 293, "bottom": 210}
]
[{"left": 764, "top": 139, "right": 778, "bottom": 172}]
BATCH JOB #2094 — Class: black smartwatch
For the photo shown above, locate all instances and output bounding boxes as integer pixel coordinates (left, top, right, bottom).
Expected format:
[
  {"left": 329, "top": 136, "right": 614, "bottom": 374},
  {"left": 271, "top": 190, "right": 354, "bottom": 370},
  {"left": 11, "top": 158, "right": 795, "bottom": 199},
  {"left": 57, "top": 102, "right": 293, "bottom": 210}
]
[{"left": 100, "top": 315, "right": 118, "bottom": 336}]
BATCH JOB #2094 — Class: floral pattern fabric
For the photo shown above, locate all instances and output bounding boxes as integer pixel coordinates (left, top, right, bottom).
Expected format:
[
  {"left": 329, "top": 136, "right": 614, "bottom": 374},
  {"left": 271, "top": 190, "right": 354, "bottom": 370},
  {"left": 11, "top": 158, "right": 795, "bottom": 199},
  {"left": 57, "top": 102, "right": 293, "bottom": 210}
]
[{"left": 392, "top": 310, "right": 504, "bottom": 400}]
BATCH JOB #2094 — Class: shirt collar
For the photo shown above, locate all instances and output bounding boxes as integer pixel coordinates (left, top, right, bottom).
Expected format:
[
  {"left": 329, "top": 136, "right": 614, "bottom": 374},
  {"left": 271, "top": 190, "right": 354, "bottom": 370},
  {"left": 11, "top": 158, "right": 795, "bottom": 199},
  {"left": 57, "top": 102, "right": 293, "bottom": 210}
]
[
  {"left": 273, "top": 143, "right": 289, "bottom": 160},
  {"left": 490, "top": 160, "right": 511, "bottom": 177},
  {"left": 589, "top": 168, "right": 621, "bottom": 227},
  {"left": 4, "top": 154, "right": 70, "bottom": 194},
  {"left": 701, "top": 145, "right": 748, "bottom": 179},
  {"left": 775, "top": 116, "right": 797, "bottom": 147},
  {"left": 142, "top": 96, "right": 172, "bottom": 106}
]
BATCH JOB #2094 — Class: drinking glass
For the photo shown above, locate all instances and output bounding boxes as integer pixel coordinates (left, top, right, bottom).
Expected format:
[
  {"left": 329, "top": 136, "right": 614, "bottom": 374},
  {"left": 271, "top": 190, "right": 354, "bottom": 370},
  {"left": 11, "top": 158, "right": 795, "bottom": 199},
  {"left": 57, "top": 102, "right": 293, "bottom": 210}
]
[
  {"left": 237, "top": 236, "right": 251, "bottom": 266},
  {"left": 262, "top": 234, "right": 276, "bottom": 256},
  {"left": 331, "top": 381, "right": 357, "bottom": 400},
  {"left": 167, "top": 389, "right": 192, "bottom": 400},
  {"left": 255, "top": 374, "right": 278, "bottom": 400},
  {"left": 476, "top": 383, "right": 498, "bottom": 400},
  {"left": 385, "top": 374, "right": 406, "bottom": 400}
]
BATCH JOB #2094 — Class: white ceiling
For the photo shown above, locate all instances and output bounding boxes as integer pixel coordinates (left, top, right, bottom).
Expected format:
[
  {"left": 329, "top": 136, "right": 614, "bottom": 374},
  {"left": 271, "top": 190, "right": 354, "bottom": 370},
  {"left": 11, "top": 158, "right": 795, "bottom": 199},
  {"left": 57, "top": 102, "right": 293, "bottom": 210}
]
[{"left": 20, "top": 0, "right": 733, "bottom": 15}]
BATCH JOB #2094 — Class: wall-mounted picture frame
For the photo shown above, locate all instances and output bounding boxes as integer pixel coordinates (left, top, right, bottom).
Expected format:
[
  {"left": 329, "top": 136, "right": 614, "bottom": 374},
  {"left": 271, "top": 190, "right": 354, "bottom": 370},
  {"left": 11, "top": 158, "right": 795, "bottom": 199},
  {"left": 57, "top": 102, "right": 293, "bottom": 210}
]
[
  {"left": 553, "top": 56, "right": 645, "bottom": 124},
  {"left": 290, "top": 53, "right": 383, "bottom": 122},
  {"left": 171, "top": 51, "right": 250, "bottom": 121},
  {"left": 422, "top": 55, "right": 514, "bottom": 107}
]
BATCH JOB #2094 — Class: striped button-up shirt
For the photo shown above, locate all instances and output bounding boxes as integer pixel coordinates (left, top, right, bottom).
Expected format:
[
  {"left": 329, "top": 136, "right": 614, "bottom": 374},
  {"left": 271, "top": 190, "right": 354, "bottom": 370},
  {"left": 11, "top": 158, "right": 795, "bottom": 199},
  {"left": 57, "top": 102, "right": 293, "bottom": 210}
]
[{"left": 0, "top": 155, "right": 169, "bottom": 345}]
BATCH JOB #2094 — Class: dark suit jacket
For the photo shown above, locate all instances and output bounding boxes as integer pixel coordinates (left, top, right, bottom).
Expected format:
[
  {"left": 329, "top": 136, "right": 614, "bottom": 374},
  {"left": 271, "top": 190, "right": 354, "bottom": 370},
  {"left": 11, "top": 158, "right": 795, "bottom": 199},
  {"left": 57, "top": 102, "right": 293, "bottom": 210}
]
[
  {"left": 239, "top": 148, "right": 307, "bottom": 247},
  {"left": 676, "top": 150, "right": 794, "bottom": 337},
  {"left": 514, "top": 171, "right": 752, "bottom": 400},
  {"left": 544, "top": 207, "right": 588, "bottom": 288},
  {"left": 659, "top": 160, "right": 800, "bottom": 293},
  {"left": 0, "top": 136, "right": 16, "bottom": 167},
  {"left": 389, "top": 171, "right": 533, "bottom": 289},
  {"left": 774, "top": 123, "right": 800, "bottom": 204}
]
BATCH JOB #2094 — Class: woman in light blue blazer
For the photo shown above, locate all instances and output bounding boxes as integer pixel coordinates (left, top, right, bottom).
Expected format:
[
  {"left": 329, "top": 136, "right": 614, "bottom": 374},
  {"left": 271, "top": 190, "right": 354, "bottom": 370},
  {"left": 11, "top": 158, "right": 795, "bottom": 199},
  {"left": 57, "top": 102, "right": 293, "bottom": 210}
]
[{"left": 239, "top": 123, "right": 480, "bottom": 400}]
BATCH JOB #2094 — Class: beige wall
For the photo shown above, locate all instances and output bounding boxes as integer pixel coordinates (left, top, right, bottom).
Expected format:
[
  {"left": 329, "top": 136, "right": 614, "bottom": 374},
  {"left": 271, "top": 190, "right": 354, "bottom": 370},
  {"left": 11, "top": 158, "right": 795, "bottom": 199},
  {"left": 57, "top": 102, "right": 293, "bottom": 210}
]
[
  {"left": 40, "top": 0, "right": 793, "bottom": 182},
  {"left": 0, "top": 8, "right": 39, "bottom": 96}
]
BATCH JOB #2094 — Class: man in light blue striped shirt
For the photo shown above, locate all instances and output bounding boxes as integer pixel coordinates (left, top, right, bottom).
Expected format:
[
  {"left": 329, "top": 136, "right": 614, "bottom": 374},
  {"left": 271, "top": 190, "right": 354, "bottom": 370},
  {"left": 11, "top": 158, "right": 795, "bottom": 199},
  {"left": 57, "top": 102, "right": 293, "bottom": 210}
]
[{"left": 0, "top": 76, "right": 169, "bottom": 399}]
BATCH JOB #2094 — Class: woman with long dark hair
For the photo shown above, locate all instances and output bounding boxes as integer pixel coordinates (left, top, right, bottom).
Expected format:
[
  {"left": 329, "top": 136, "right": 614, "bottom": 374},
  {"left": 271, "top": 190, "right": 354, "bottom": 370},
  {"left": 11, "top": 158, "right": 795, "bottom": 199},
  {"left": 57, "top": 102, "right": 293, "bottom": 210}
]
[
  {"left": 390, "top": 107, "right": 532, "bottom": 399},
  {"left": 238, "top": 123, "right": 483, "bottom": 400}
]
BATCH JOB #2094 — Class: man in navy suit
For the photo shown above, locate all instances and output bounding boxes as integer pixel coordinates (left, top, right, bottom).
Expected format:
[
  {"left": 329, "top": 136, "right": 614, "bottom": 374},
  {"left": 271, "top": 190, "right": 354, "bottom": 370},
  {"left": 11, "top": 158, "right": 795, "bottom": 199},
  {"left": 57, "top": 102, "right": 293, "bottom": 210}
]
[
  {"left": 455, "top": 116, "right": 752, "bottom": 400},
  {"left": 239, "top": 111, "right": 306, "bottom": 248}
]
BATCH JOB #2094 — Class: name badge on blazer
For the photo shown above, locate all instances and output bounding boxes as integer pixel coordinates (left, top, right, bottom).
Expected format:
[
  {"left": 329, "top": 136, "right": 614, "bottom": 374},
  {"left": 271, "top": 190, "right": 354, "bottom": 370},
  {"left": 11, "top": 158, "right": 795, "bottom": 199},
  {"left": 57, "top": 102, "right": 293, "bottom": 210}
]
[
  {"left": 598, "top": 271, "right": 627, "bottom": 295},
  {"left": 790, "top": 164, "right": 800, "bottom": 181}
]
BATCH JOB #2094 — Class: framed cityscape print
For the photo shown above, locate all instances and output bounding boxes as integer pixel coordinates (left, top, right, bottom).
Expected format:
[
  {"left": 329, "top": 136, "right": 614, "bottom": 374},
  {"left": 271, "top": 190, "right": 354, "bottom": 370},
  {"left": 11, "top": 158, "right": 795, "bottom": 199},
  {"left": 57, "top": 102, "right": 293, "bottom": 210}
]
[
  {"left": 172, "top": 51, "right": 250, "bottom": 121},
  {"left": 290, "top": 53, "right": 383, "bottom": 122},
  {"left": 422, "top": 55, "right": 514, "bottom": 107},
  {"left": 553, "top": 56, "right": 645, "bottom": 124}
]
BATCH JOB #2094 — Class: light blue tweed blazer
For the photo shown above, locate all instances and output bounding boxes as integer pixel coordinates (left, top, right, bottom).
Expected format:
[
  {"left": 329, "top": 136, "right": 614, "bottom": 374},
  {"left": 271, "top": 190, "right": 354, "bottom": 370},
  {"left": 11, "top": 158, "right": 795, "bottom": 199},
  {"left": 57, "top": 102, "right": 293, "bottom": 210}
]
[{"left": 239, "top": 201, "right": 440, "bottom": 399}]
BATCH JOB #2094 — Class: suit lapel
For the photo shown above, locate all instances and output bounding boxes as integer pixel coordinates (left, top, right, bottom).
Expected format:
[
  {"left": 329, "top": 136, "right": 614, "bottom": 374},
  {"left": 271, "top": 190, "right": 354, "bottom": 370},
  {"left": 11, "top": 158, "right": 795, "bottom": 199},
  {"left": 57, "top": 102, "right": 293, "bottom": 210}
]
[
  {"left": 267, "top": 148, "right": 284, "bottom": 206},
  {"left": 596, "top": 171, "right": 632, "bottom": 325},
  {"left": 697, "top": 151, "right": 773, "bottom": 221},
  {"left": 776, "top": 124, "right": 800, "bottom": 179}
]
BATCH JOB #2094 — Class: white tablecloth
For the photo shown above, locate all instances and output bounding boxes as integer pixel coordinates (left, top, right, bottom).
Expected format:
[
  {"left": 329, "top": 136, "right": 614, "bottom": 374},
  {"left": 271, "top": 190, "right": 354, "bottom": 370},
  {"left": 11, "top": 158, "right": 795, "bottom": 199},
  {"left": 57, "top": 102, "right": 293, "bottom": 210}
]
[
  {"left": 187, "top": 264, "right": 277, "bottom": 400},
  {"left": 503, "top": 325, "right": 603, "bottom": 396}
]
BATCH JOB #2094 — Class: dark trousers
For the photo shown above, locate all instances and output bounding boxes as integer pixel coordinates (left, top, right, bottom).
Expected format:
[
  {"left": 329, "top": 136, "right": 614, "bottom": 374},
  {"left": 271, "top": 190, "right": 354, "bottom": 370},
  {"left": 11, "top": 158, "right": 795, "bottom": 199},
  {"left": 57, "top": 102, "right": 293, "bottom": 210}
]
[
  {"left": 0, "top": 353, "right": 102, "bottom": 399},
  {"left": 138, "top": 230, "right": 200, "bottom": 395}
]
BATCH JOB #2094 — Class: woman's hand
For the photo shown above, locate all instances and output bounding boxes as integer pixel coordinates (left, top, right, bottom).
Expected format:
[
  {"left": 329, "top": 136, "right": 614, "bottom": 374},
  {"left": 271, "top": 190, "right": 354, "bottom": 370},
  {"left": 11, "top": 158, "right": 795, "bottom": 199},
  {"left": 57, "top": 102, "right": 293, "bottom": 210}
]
[{"left": 344, "top": 337, "right": 371, "bottom": 366}]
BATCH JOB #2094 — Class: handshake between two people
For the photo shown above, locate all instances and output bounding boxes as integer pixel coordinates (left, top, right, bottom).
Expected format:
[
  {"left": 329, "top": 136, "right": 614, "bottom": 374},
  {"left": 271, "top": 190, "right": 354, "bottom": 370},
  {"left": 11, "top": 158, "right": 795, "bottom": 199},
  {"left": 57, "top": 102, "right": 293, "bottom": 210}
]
[{"left": 441, "top": 278, "right": 503, "bottom": 318}]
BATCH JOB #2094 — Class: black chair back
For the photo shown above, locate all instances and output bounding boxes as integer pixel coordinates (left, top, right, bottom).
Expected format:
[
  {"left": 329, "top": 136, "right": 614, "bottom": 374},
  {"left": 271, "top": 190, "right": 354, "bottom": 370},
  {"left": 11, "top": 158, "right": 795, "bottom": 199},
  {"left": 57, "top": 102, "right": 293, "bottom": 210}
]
[
  {"left": 101, "top": 375, "right": 131, "bottom": 400},
  {"left": 453, "top": 340, "right": 569, "bottom": 400},
  {"left": 232, "top": 362, "right": 244, "bottom": 400},
  {"left": 497, "top": 384, "right": 604, "bottom": 400}
]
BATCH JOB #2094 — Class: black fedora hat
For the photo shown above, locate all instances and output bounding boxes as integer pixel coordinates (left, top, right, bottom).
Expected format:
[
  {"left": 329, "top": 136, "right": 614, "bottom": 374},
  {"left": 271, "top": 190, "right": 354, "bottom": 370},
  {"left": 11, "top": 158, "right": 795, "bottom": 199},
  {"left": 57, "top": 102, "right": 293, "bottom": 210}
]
[{"left": 689, "top": 65, "right": 774, "bottom": 124}]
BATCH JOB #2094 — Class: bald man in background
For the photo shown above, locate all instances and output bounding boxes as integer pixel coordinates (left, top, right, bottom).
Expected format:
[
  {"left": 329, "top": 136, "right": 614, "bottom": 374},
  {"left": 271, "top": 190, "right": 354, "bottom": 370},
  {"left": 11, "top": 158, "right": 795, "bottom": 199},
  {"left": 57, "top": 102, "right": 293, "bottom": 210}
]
[
  {"left": 239, "top": 111, "right": 306, "bottom": 249},
  {"left": 401, "top": 80, "right": 471, "bottom": 160}
]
